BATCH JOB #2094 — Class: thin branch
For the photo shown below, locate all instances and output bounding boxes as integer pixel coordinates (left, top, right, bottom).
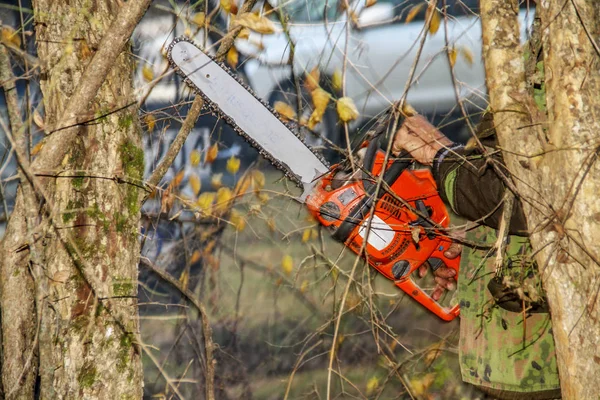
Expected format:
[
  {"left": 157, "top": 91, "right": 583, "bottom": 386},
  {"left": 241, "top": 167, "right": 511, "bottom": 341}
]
[
  {"left": 144, "top": 97, "right": 204, "bottom": 192},
  {"left": 139, "top": 256, "right": 215, "bottom": 400}
]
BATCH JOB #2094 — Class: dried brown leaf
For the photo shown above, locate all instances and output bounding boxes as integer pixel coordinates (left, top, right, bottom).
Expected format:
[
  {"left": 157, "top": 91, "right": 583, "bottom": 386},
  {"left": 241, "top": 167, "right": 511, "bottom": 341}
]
[
  {"left": 274, "top": 101, "right": 297, "bottom": 121},
  {"left": 405, "top": 3, "right": 425, "bottom": 23},
  {"left": 232, "top": 13, "right": 279, "bottom": 34}
]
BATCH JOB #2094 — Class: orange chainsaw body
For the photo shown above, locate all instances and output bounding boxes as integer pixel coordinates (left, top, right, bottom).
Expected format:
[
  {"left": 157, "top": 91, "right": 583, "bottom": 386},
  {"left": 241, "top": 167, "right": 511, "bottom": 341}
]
[{"left": 305, "top": 148, "right": 460, "bottom": 321}]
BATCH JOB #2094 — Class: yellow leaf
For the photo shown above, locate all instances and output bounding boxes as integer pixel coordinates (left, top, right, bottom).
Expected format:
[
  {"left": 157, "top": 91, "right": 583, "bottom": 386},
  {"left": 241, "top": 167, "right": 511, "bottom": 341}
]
[
  {"left": 234, "top": 174, "right": 252, "bottom": 195},
  {"left": 305, "top": 67, "right": 320, "bottom": 91},
  {"left": 267, "top": 217, "right": 276, "bottom": 232},
  {"left": 33, "top": 109, "right": 45, "bottom": 130},
  {"left": 366, "top": 376, "right": 379, "bottom": 396},
  {"left": 226, "top": 156, "right": 241, "bottom": 175},
  {"left": 300, "top": 280, "right": 309, "bottom": 293},
  {"left": 192, "top": 12, "right": 206, "bottom": 26},
  {"left": 331, "top": 268, "right": 339, "bottom": 282},
  {"left": 190, "top": 150, "right": 201, "bottom": 167},
  {"left": 410, "top": 373, "right": 435, "bottom": 397},
  {"left": 190, "top": 250, "right": 202, "bottom": 264},
  {"left": 248, "top": 204, "right": 262, "bottom": 215},
  {"left": 405, "top": 3, "right": 425, "bottom": 23},
  {"left": 256, "top": 192, "right": 270, "bottom": 203},
  {"left": 211, "top": 173, "right": 223, "bottom": 189},
  {"left": 274, "top": 101, "right": 297, "bottom": 121},
  {"left": 179, "top": 270, "right": 189, "bottom": 289},
  {"left": 145, "top": 114, "right": 156, "bottom": 132},
  {"left": 65, "top": 43, "right": 74, "bottom": 55},
  {"left": 312, "top": 88, "right": 330, "bottom": 112},
  {"left": 425, "top": 347, "right": 442, "bottom": 363},
  {"left": 227, "top": 46, "right": 239, "bottom": 69},
  {"left": 251, "top": 170, "right": 265, "bottom": 191},
  {"left": 220, "top": 0, "right": 232, "bottom": 13},
  {"left": 426, "top": 5, "right": 441, "bottom": 35},
  {"left": 172, "top": 170, "right": 185, "bottom": 188},
  {"left": 448, "top": 47, "right": 457, "bottom": 67},
  {"left": 299, "top": 114, "right": 309, "bottom": 127},
  {"left": 189, "top": 173, "right": 201, "bottom": 195},
  {"left": 230, "top": 209, "right": 246, "bottom": 231},
  {"left": 80, "top": 41, "right": 92, "bottom": 60},
  {"left": 281, "top": 254, "right": 293, "bottom": 276},
  {"left": 238, "top": 28, "right": 251, "bottom": 39},
  {"left": 347, "top": 291, "right": 360, "bottom": 310},
  {"left": 1, "top": 26, "right": 21, "bottom": 47},
  {"left": 196, "top": 192, "right": 216, "bottom": 213},
  {"left": 332, "top": 69, "right": 343, "bottom": 92},
  {"left": 366, "top": 0, "right": 377, "bottom": 7},
  {"left": 31, "top": 141, "right": 44, "bottom": 156},
  {"left": 206, "top": 143, "right": 219, "bottom": 164},
  {"left": 334, "top": 334, "right": 345, "bottom": 354},
  {"left": 161, "top": 190, "right": 175, "bottom": 214},
  {"left": 142, "top": 64, "right": 154, "bottom": 82},
  {"left": 460, "top": 46, "right": 474, "bottom": 66},
  {"left": 231, "top": 13, "right": 279, "bottom": 34},
  {"left": 216, "top": 187, "right": 233, "bottom": 212},
  {"left": 336, "top": 97, "right": 359, "bottom": 122},
  {"left": 308, "top": 88, "right": 330, "bottom": 129},
  {"left": 311, "top": 228, "right": 319, "bottom": 240},
  {"left": 302, "top": 229, "right": 311, "bottom": 242},
  {"left": 184, "top": 27, "right": 192, "bottom": 38}
]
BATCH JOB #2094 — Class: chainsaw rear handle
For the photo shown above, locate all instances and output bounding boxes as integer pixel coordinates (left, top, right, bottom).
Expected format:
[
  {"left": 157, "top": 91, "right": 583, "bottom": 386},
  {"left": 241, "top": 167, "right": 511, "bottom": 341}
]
[{"left": 391, "top": 237, "right": 460, "bottom": 321}]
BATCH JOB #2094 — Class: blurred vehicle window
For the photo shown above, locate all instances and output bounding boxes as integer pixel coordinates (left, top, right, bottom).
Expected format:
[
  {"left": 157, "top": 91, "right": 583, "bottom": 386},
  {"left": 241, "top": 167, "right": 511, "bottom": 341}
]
[{"left": 276, "top": 0, "right": 342, "bottom": 22}]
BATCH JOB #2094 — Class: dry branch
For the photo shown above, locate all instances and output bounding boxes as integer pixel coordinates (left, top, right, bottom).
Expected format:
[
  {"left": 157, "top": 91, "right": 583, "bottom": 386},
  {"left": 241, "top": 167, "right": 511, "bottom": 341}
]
[{"left": 140, "top": 257, "right": 216, "bottom": 400}]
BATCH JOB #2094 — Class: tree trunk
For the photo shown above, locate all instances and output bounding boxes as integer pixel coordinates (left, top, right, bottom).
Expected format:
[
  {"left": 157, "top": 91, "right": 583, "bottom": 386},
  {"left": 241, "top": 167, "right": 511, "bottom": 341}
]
[
  {"left": 480, "top": 1, "right": 600, "bottom": 398},
  {"left": 1, "top": 0, "right": 148, "bottom": 398}
]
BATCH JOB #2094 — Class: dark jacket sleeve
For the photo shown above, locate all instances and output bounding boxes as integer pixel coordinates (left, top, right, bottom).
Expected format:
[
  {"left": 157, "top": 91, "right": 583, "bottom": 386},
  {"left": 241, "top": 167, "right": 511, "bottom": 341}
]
[{"left": 432, "top": 143, "right": 529, "bottom": 236}]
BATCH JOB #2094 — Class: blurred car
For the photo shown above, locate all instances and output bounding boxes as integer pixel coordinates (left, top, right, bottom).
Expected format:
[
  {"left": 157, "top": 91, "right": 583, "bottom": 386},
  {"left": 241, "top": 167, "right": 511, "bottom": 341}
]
[{"left": 237, "top": 0, "right": 535, "bottom": 145}]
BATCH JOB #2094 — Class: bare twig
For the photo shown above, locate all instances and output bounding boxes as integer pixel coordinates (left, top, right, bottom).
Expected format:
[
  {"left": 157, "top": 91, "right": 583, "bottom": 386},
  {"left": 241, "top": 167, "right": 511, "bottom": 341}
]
[
  {"left": 139, "top": 256, "right": 216, "bottom": 400},
  {"left": 493, "top": 190, "right": 515, "bottom": 275},
  {"left": 145, "top": 97, "right": 204, "bottom": 193}
]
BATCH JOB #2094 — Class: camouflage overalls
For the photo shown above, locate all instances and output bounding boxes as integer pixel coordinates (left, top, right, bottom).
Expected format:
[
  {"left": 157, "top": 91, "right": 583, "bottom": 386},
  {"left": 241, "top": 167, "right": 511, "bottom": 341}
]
[
  {"left": 432, "top": 126, "right": 562, "bottom": 398},
  {"left": 458, "top": 225, "right": 560, "bottom": 398}
]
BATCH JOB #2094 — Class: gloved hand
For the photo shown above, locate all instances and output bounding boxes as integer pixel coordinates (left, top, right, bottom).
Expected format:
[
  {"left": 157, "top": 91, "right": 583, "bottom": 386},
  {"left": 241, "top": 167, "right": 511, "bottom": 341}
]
[
  {"left": 418, "top": 242, "right": 461, "bottom": 301},
  {"left": 392, "top": 115, "right": 453, "bottom": 165}
]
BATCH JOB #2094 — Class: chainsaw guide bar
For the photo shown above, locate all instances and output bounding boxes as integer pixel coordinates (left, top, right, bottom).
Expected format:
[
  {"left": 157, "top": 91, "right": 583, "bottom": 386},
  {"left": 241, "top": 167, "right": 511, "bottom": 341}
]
[{"left": 167, "top": 37, "right": 330, "bottom": 199}]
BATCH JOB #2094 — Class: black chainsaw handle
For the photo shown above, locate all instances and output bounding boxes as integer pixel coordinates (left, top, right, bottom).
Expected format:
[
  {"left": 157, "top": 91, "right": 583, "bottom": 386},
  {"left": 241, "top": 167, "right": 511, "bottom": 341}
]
[{"left": 362, "top": 137, "right": 411, "bottom": 194}]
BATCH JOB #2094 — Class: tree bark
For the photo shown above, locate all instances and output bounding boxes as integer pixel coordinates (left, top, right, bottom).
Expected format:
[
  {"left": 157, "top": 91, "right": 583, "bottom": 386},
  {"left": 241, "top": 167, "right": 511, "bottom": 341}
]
[
  {"left": 1, "top": 0, "right": 150, "bottom": 398},
  {"left": 480, "top": 1, "right": 600, "bottom": 398}
]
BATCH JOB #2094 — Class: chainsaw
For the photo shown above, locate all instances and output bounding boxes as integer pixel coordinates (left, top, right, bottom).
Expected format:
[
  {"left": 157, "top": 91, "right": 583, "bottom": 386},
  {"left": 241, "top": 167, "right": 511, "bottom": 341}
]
[{"left": 167, "top": 37, "right": 460, "bottom": 321}]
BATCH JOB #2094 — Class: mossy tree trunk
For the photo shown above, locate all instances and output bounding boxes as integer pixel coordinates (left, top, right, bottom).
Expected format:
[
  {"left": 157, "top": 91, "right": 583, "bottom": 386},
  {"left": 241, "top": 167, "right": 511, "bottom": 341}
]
[
  {"left": 1, "top": 0, "right": 149, "bottom": 398},
  {"left": 480, "top": 0, "right": 600, "bottom": 398}
]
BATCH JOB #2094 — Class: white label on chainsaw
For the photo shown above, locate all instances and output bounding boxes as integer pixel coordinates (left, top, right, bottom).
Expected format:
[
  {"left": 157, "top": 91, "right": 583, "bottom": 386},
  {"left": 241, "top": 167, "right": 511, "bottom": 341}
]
[{"left": 358, "top": 215, "right": 394, "bottom": 251}]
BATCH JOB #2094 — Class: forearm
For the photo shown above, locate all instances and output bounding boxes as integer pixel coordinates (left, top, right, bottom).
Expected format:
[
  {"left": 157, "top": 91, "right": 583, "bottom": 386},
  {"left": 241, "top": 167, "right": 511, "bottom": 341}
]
[{"left": 432, "top": 146, "right": 529, "bottom": 236}]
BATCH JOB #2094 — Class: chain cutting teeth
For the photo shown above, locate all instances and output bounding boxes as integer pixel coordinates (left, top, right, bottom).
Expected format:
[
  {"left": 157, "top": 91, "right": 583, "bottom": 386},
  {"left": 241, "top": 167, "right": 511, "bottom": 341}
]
[{"left": 166, "top": 36, "right": 330, "bottom": 186}]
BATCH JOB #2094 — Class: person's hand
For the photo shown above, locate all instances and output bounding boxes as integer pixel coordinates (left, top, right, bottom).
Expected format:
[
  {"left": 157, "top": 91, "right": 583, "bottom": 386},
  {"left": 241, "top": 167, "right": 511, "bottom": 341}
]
[
  {"left": 418, "top": 242, "right": 462, "bottom": 301},
  {"left": 392, "top": 115, "right": 453, "bottom": 165}
]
